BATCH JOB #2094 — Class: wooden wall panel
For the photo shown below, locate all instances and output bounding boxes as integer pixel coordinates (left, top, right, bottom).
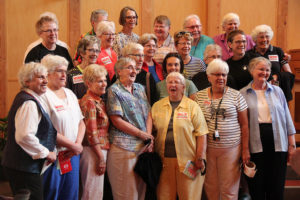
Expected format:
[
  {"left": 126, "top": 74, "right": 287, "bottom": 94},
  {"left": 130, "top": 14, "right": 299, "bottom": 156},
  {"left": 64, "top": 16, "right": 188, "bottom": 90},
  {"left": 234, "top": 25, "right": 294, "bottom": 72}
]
[
  {"left": 287, "top": 0, "right": 300, "bottom": 50},
  {"left": 0, "top": 0, "right": 6, "bottom": 117},
  {"left": 5, "top": 0, "right": 69, "bottom": 113}
]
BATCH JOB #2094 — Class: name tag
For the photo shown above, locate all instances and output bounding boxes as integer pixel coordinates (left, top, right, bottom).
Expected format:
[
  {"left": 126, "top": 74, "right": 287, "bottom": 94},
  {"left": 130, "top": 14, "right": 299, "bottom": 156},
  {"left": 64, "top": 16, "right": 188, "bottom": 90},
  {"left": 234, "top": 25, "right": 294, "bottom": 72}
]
[
  {"left": 55, "top": 105, "right": 65, "bottom": 112},
  {"left": 101, "top": 56, "right": 112, "bottom": 65},
  {"left": 177, "top": 112, "right": 188, "bottom": 119},
  {"left": 203, "top": 101, "right": 211, "bottom": 106},
  {"left": 268, "top": 55, "right": 279, "bottom": 62},
  {"left": 72, "top": 75, "right": 83, "bottom": 84}
]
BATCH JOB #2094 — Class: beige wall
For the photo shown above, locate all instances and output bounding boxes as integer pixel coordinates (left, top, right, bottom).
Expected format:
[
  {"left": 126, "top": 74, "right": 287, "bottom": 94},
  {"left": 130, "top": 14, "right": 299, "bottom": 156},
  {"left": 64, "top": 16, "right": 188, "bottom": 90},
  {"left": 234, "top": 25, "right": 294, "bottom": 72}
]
[{"left": 1, "top": 0, "right": 300, "bottom": 115}]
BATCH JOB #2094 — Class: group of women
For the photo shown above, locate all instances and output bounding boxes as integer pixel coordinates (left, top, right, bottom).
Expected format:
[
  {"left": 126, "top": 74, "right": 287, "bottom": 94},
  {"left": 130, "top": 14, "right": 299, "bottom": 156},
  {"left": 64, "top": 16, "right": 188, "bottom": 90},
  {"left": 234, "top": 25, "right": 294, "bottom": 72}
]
[{"left": 1, "top": 5, "right": 297, "bottom": 200}]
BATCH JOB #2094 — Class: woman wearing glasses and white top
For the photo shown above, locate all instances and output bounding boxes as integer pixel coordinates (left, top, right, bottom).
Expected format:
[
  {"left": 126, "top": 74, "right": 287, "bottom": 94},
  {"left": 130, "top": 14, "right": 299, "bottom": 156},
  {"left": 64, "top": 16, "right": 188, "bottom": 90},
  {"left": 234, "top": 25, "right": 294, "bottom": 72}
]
[{"left": 195, "top": 59, "right": 249, "bottom": 200}]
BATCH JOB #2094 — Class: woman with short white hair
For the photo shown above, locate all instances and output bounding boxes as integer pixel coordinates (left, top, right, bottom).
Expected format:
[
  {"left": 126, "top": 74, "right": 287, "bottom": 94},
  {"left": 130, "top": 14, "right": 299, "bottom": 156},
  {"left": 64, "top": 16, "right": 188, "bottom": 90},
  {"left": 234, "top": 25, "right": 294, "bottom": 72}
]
[
  {"left": 213, "top": 12, "right": 255, "bottom": 61},
  {"left": 195, "top": 59, "right": 249, "bottom": 200},
  {"left": 41, "top": 54, "right": 85, "bottom": 200},
  {"left": 96, "top": 21, "right": 118, "bottom": 81}
]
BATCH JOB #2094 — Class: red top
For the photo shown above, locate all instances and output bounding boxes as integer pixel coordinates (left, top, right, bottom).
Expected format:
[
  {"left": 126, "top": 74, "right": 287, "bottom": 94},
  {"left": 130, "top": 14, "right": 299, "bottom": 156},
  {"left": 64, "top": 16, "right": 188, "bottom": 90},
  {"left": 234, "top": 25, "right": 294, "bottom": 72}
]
[{"left": 142, "top": 59, "right": 164, "bottom": 81}]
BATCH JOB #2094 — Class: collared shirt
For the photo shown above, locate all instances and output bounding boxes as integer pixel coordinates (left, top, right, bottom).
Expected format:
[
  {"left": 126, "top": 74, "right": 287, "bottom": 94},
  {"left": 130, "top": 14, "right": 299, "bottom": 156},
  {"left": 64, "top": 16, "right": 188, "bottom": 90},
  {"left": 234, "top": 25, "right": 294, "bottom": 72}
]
[
  {"left": 190, "top": 35, "right": 214, "bottom": 60},
  {"left": 156, "top": 79, "right": 198, "bottom": 100},
  {"left": 14, "top": 89, "right": 50, "bottom": 159},
  {"left": 153, "top": 34, "right": 177, "bottom": 64},
  {"left": 96, "top": 47, "right": 118, "bottom": 80},
  {"left": 240, "top": 82, "right": 296, "bottom": 153},
  {"left": 152, "top": 96, "right": 208, "bottom": 172},
  {"left": 112, "top": 32, "right": 139, "bottom": 58},
  {"left": 80, "top": 90, "right": 110, "bottom": 149},
  {"left": 214, "top": 33, "right": 255, "bottom": 61},
  {"left": 106, "top": 80, "right": 150, "bottom": 152},
  {"left": 142, "top": 59, "right": 164, "bottom": 82}
]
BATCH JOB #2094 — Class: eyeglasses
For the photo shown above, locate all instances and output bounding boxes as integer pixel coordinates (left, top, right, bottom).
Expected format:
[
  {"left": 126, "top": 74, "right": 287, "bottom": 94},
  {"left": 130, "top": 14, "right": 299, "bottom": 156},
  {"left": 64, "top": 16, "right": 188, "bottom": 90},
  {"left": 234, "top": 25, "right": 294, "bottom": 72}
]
[
  {"left": 102, "top": 33, "right": 116, "bottom": 37},
  {"left": 54, "top": 69, "right": 67, "bottom": 74},
  {"left": 185, "top": 25, "right": 202, "bottom": 30},
  {"left": 86, "top": 48, "right": 100, "bottom": 54},
  {"left": 123, "top": 65, "right": 137, "bottom": 71},
  {"left": 234, "top": 40, "right": 247, "bottom": 44},
  {"left": 211, "top": 73, "right": 227, "bottom": 77},
  {"left": 129, "top": 54, "right": 144, "bottom": 58},
  {"left": 207, "top": 55, "right": 222, "bottom": 59},
  {"left": 125, "top": 16, "right": 137, "bottom": 20},
  {"left": 144, "top": 44, "right": 157, "bottom": 48},
  {"left": 177, "top": 42, "right": 191, "bottom": 46},
  {"left": 41, "top": 29, "right": 59, "bottom": 33}
]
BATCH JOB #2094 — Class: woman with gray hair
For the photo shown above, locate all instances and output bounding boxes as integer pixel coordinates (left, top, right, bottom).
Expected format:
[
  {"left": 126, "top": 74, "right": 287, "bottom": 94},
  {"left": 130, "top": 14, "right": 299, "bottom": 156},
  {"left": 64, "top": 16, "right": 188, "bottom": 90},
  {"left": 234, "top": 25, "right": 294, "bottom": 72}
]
[
  {"left": 195, "top": 59, "right": 249, "bottom": 200},
  {"left": 79, "top": 64, "right": 109, "bottom": 200},
  {"left": 213, "top": 12, "right": 255, "bottom": 61},
  {"left": 67, "top": 35, "right": 101, "bottom": 99},
  {"left": 152, "top": 71, "right": 208, "bottom": 200},
  {"left": 2, "top": 62, "right": 57, "bottom": 200},
  {"left": 153, "top": 15, "right": 176, "bottom": 64},
  {"left": 40, "top": 54, "right": 85, "bottom": 200},
  {"left": 139, "top": 33, "right": 164, "bottom": 82},
  {"left": 96, "top": 21, "right": 118, "bottom": 81},
  {"left": 106, "top": 57, "right": 154, "bottom": 200},
  {"left": 113, "top": 6, "right": 139, "bottom": 58},
  {"left": 240, "top": 57, "right": 296, "bottom": 200}
]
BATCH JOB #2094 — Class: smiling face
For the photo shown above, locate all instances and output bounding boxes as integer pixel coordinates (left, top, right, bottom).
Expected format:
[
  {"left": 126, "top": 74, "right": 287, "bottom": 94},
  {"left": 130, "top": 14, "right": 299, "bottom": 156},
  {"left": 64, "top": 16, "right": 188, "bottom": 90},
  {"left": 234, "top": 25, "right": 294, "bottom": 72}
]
[
  {"left": 27, "top": 72, "right": 48, "bottom": 95},
  {"left": 251, "top": 61, "right": 271, "bottom": 83},
  {"left": 208, "top": 70, "right": 228, "bottom": 90},
  {"left": 223, "top": 19, "right": 239, "bottom": 35},
  {"left": 39, "top": 21, "right": 58, "bottom": 46},
  {"left": 128, "top": 49, "right": 144, "bottom": 72},
  {"left": 256, "top": 32, "right": 271, "bottom": 51},
  {"left": 166, "top": 76, "right": 185, "bottom": 100},
  {"left": 100, "top": 31, "right": 115, "bottom": 48},
  {"left": 87, "top": 75, "right": 107, "bottom": 96},
  {"left": 176, "top": 38, "right": 192, "bottom": 57},
  {"left": 184, "top": 18, "right": 202, "bottom": 41},
  {"left": 166, "top": 57, "right": 181, "bottom": 74},
  {"left": 47, "top": 65, "right": 68, "bottom": 88},
  {"left": 118, "top": 61, "right": 137, "bottom": 84},
  {"left": 228, "top": 34, "right": 247, "bottom": 56},
  {"left": 143, "top": 39, "right": 157, "bottom": 59},
  {"left": 124, "top": 10, "right": 137, "bottom": 30},
  {"left": 81, "top": 43, "right": 100, "bottom": 64},
  {"left": 154, "top": 22, "right": 170, "bottom": 40}
]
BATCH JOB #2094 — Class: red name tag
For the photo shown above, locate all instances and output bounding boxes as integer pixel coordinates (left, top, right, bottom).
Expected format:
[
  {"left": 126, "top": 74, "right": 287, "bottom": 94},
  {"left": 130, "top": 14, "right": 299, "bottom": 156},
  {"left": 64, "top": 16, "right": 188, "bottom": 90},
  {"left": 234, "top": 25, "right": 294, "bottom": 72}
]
[
  {"left": 72, "top": 75, "right": 83, "bottom": 84},
  {"left": 101, "top": 56, "right": 112, "bottom": 65},
  {"left": 268, "top": 55, "right": 279, "bottom": 62}
]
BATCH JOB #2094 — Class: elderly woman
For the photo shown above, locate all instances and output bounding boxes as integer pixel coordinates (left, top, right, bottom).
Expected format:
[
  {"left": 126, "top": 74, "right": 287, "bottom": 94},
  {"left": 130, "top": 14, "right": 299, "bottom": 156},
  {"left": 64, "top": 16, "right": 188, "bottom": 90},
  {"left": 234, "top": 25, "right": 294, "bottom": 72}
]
[
  {"left": 192, "top": 44, "right": 222, "bottom": 90},
  {"left": 213, "top": 13, "right": 255, "bottom": 61},
  {"left": 67, "top": 35, "right": 101, "bottom": 99},
  {"left": 139, "top": 33, "right": 164, "bottom": 83},
  {"left": 152, "top": 15, "right": 176, "bottom": 64},
  {"left": 183, "top": 14, "right": 214, "bottom": 60},
  {"left": 96, "top": 21, "right": 118, "bottom": 81},
  {"left": 106, "top": 57, "right": 154, "bottom": 200},
  {"left": 157, "top": 52, "right": 198, "bottom": 100},
  {"left": 113, "top": 6, "right": 139, "bottom": 58},
  {"left": 152, "top": 72, "right": 208, "bottom": 200},
  {"left": 195, "top": 59, "right": 249, "bottom": 200},
  {"left": 240, "top": 57, "right": 296, "bottom": 200},
  {"left": 226, "top": 30, "right": 253, "bottom": 90},
  {"left": 2, "top": 62, "right": 57, "bottom": 200},
  {"left": 24, "top": 15, "right": 74, "bottom": 70},
  {"left": 121, "top": 42, "right": 158, "bottom": 105},
  {"left": 40, "top": 55, "right": 85, "bottom": 200},
  {"left": 174, "top": 30, "right": 206, "bottom": 80},
  {"left": 79, "top": 64, "right": 109, "bottom": 200}
]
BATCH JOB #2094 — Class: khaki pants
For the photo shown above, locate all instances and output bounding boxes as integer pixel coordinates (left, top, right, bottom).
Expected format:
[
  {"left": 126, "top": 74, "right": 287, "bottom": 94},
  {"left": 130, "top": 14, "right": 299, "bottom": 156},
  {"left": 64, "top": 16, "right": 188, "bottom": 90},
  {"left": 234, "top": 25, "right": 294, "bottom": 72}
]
[
  {"left": 107, "top": 144, "right": 146, "bottom": 200},
  {"left": 157, "top": 157, "right": 205, "bottom": 200},
  {"left": 204, "top": 145, "right": 241, "bottom": 200}
]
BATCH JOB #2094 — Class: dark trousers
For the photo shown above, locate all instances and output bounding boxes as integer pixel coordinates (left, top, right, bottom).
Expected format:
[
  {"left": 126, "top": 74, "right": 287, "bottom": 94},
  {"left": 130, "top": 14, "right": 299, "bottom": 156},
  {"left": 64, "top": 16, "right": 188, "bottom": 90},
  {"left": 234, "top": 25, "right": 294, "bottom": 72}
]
[
  {"left": 4, "top": 167, "right": 43, "bottom": 200},
  {"left": 247, "top": 123, "right": 287, "bottom": 200}
]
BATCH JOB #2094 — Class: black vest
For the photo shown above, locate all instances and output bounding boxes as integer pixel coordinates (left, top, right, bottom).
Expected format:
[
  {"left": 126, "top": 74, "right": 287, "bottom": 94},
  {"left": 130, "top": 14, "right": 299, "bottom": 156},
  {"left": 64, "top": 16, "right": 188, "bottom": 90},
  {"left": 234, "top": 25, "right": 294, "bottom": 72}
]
[{"left": 2, "top": 91, "right": 57, "bottom": 173}]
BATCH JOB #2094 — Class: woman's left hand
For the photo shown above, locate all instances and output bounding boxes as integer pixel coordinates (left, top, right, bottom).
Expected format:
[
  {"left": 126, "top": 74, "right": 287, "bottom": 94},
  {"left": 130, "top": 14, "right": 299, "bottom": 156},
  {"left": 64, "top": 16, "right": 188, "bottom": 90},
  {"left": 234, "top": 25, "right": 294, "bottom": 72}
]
[
  {"left": 242, "top": 149, "right": 251, "bottom": 165},
  {"left": 194, "top": 158, "right": 205, "bottom": 170},
  {"left": 96, "top": 159, "right": 106, "bottom": 176}
]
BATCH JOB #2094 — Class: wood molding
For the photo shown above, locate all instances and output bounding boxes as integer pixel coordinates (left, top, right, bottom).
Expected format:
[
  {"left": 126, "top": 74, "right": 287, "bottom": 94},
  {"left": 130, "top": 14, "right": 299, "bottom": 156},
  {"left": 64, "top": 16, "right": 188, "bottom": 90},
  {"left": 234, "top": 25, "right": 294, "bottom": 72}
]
[
  {"left": 141, "top": 0, "right": 154, "bottom": 35},
  {"left": 0, "top": 0, "right": 6, "bottom": 117},
  {"left": 68, "top": 0, "right": 81, "bottom": 57},
  {"left": 277, "top": 0, "right": 288, "bottom": 51},
  {"left": 207, "top": 0, "right": 221, "bottom": 37}
]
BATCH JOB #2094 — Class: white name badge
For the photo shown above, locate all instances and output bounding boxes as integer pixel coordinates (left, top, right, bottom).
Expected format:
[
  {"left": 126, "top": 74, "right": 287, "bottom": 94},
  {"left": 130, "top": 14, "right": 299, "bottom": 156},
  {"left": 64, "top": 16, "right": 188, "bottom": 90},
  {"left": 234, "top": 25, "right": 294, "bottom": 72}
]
[
  {"left": 72, "top": 75, "right": 83, "bottom": 84},
  {"left": 177, "top": 112, "right": 188, "bottom": 119},
  {"left": 101, "top": 56, "right": 112, "bottom": 65},
  {"left": 268, "top": 55, "right": 279, "bottom": 62}
]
